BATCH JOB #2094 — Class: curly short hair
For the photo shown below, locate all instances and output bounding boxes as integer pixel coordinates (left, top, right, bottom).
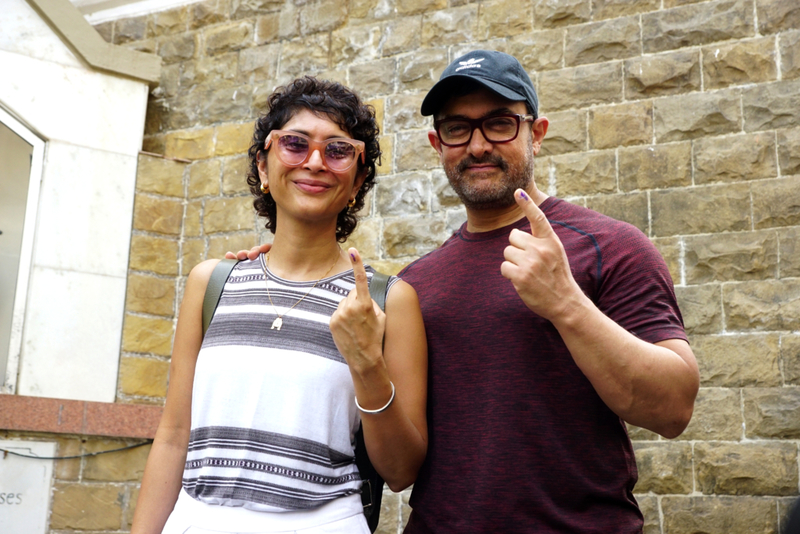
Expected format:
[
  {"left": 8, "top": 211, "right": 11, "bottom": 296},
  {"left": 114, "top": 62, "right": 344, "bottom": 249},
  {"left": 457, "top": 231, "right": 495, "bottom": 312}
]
[{"left": 247, "top": 76, "right": 381, "bottom": 242}]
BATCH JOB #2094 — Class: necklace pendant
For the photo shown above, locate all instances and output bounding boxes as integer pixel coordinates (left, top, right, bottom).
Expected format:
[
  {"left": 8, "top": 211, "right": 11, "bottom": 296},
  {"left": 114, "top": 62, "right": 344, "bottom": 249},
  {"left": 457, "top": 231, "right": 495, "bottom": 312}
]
[{"left": 271, "top": 317, "right": 283, "bottom": 331}]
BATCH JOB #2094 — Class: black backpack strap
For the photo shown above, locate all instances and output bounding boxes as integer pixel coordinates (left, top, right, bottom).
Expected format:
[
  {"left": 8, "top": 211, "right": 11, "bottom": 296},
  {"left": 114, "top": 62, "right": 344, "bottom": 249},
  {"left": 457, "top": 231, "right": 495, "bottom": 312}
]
[
  {"left": 358, "top": 269, "right": 391, "bottom": 533},
  {"left": 202, "top": 258, "right": 239, "bottom": 337}
]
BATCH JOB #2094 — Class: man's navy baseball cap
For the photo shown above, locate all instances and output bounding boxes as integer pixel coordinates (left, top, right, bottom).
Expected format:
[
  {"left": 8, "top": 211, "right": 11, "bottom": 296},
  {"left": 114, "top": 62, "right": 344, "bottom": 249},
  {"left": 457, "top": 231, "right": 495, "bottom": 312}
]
[{"left": 420, "top": 50, "right": 539, "bottom": 118}]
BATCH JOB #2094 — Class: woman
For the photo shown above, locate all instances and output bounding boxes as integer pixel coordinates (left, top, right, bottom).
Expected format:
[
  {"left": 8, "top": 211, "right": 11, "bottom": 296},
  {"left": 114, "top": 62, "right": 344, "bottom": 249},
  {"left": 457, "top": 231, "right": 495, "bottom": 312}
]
[{"left": 132, "top": 77, "right": 427, "bottom": 534}]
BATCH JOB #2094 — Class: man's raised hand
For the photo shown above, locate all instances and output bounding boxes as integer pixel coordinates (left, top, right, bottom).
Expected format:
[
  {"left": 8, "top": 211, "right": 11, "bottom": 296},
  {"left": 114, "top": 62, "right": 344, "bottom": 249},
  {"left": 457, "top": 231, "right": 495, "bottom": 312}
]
[{"left": 500, "top": 189, "right": 585, "bottom": 322}]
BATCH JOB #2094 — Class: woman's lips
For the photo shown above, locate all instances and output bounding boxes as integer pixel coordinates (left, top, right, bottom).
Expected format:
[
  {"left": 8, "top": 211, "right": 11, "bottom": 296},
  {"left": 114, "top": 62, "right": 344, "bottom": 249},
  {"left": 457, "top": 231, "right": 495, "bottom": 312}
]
[{"left": 294, "top": 178, "right": 332, "bottom": 193}]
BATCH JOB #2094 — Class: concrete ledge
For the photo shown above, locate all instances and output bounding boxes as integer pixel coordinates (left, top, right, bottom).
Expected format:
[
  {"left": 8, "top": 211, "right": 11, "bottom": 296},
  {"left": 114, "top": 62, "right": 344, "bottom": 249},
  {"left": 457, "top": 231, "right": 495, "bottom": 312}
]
[{"left": 0, "top": 394, "right": 162, "bottom": 439}]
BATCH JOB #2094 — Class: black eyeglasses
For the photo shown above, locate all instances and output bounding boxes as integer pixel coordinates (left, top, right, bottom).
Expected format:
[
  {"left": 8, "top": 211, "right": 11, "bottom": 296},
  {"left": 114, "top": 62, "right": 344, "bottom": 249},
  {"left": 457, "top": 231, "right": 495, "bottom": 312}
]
[
  {"left": 264, "top": 130, "right": 365, "bottom": 172},
  {"left": 433, "top": 114, "right": 535, "bottom": 147}
]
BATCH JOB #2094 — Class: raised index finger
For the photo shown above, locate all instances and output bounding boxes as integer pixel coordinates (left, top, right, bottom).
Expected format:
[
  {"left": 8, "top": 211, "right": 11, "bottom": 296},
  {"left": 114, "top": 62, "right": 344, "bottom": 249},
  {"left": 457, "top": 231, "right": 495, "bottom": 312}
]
[
  {"left": 347, "top": 247, "right": 371, "bottom": 304},
  {"left": 515, "top": 189, "right": 553, "bottom": 238}
]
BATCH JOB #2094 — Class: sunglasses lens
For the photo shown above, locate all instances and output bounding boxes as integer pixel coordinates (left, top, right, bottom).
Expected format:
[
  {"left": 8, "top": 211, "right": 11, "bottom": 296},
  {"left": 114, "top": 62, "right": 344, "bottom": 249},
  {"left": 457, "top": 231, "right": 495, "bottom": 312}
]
[
  {"left": 277, "top": 135, "right": 309, "bottom": 165},
  {"left": 324, "top": 141, "right": 357, "bottom": 171}
]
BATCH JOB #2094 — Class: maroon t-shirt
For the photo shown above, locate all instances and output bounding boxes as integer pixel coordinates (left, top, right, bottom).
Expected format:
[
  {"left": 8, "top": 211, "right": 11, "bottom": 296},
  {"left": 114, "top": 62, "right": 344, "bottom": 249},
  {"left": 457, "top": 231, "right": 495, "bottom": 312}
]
[{"left": 399, "top": 197, "right": 687, "bottom": 534}]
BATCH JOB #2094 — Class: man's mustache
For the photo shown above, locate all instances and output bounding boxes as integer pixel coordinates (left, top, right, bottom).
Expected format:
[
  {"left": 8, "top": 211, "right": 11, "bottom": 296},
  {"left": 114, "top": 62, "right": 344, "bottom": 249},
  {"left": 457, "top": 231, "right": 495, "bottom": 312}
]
[{"left": 456, "top": 155, "right": 508, "bottom": 174}]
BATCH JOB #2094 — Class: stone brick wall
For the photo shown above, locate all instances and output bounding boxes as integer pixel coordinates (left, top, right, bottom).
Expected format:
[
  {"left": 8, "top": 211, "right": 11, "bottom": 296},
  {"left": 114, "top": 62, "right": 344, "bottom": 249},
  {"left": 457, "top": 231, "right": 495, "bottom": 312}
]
[{"left": 91, "top": 0, "right": 800, "bottom": 532}]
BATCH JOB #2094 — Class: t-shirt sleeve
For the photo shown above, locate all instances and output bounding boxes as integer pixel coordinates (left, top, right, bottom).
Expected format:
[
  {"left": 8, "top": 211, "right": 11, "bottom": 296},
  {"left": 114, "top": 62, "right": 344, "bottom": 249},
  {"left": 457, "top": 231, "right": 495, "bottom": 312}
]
[{"left": 595, "top": 225, "right": 688, "bottom": 345}]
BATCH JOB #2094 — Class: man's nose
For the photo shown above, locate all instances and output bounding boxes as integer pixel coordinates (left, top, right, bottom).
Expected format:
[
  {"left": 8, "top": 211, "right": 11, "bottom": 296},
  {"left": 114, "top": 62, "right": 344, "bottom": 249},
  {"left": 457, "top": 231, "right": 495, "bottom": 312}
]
[{"left": 467, "top": 126, "right": 493, "bottom": 158}]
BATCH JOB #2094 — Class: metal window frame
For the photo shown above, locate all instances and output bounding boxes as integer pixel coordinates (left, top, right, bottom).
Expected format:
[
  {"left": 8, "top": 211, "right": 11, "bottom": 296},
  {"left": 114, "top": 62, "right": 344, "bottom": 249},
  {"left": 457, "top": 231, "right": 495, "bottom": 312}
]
[{"left": 0, "top": 105, "right": 46, "bottom": 394}]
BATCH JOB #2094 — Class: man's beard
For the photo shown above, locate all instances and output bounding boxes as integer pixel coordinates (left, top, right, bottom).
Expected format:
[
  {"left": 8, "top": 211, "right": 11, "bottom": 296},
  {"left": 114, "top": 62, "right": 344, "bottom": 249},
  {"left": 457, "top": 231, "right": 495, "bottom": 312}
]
[{"left": 444, "top": 143, "right": 535, "bottom": 211}]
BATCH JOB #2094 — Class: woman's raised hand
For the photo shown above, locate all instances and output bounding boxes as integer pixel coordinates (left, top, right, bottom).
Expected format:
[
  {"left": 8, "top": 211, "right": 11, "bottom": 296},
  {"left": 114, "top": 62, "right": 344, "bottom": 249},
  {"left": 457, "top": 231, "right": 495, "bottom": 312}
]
[{"left": 330, "top": 248, "right": 386, "bottom": 374}]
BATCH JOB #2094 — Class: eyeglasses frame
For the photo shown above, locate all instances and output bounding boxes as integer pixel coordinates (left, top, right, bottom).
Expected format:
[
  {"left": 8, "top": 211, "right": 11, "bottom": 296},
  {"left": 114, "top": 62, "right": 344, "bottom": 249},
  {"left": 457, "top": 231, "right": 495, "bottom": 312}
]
[
  {"left": 264, "top": 130, "right": 366, "bottom": 172},
  {"left": 433, "top": 113, "right": 536, "bottom": 148}
]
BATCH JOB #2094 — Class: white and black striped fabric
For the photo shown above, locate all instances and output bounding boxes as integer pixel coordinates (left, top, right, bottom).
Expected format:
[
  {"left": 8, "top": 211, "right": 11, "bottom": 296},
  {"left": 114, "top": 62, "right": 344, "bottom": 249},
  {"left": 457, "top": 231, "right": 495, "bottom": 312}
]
[{"left": 182, "top": 255, "right": 397, "bottom": 512}]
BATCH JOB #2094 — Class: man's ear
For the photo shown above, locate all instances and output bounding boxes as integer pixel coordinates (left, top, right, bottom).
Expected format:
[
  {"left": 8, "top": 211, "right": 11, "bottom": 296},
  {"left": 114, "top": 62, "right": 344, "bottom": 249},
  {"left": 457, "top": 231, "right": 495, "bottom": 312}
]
[
  {"left": 531, "top": 117, "right": 549, "bottom": 156},
  {"left": 428, "top": 130, "right": 443, "bottom": 157}
]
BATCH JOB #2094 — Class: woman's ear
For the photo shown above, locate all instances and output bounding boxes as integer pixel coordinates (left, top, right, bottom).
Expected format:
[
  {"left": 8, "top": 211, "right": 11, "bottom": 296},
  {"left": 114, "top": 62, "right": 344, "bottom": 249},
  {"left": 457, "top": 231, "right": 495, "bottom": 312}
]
[{"left": 257, "top": 151, "right": 268, "bottom": 180}]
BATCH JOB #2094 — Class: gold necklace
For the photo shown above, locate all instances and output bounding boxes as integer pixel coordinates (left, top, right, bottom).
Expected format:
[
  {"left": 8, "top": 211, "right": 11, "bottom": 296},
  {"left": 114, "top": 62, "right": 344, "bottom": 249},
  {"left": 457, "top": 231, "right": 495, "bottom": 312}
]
[{"left": 262, "top": 251, "right": 339, "bottom": 331}]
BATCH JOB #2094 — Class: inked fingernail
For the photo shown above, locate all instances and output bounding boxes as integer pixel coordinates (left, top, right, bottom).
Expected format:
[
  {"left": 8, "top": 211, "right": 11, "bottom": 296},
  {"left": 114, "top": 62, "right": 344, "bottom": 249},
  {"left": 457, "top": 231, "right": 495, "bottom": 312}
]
[
  {"left": 350, "top": 253, "right": 356, "bottom": 261},
  {"left": 519, "top": 191, "right": 529, "bottom": 201}
]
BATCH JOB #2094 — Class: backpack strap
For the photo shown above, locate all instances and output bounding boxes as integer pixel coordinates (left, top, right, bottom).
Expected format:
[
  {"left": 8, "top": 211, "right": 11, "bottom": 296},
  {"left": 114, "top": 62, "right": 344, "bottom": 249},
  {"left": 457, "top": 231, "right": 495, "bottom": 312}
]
[
  {"left": 202, "top": 258, "right": 239, "bottom": 337},
  {"left": 368, "top": 271, "right": 390, "bottom": 312}
]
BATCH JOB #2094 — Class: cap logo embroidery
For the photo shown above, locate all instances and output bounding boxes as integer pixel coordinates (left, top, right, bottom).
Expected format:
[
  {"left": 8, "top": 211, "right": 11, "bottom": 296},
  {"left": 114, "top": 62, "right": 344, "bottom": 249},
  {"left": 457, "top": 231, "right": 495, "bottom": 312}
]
[{"left": 455, "top": 57, "right": 484, "bottom": 72}]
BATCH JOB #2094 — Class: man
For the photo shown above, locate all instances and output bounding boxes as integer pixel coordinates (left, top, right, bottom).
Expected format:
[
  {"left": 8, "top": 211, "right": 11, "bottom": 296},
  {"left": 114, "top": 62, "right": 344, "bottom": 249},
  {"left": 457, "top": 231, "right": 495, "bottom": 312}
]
[{"left": 230, "top": 50, "right": 699, "bottom": 532}]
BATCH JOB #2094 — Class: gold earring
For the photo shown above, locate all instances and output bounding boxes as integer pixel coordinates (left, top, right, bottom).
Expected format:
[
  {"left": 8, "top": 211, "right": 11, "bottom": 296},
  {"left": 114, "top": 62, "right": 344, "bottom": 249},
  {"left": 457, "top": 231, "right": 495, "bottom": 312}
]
[
  {"left": 261, "top": 183, "right": 269, "bottom": 194},
  {"left": 348, "top": 198, "right": 356, "bottom": 208}
]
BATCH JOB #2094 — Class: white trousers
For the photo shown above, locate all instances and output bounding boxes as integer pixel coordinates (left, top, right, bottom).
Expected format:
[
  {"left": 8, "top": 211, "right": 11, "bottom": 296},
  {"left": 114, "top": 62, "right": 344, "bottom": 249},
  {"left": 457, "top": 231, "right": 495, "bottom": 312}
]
[{"left": 162, "top": 490, "right": 370, "bottom": 534}]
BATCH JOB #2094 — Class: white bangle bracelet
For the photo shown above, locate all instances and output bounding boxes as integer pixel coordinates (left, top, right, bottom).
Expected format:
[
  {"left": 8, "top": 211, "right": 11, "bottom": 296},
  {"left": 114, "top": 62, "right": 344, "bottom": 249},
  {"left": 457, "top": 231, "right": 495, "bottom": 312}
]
[{"left": 355, "top": 381, "right": 396, "bottom": 414}]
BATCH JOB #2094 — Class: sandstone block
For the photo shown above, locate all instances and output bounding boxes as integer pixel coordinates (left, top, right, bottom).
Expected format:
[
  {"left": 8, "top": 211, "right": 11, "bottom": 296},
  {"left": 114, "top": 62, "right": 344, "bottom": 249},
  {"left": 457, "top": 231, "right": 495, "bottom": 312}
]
[
  {"left": 136, "top": 154, "right": 185, "bottom": 197},
  {"left": 349, "top": 0, "right": 393, "bottom": 20},
  {"left": 129, "top": 235, "right": 179, "bottom": 276},
  {"left": 654, "top": 90, "right": 740, "bottom": 142},
  {"left": 369, "top": 259, "right": 412, "bottom": 277},
  {"left": 783, "top": 334, "right": 800, "bottom": 386},
  {"left": 84, "top": 439, "right": 151, "bottom": 482},
  {"left": 396, "top": 0, "right": 447, "bottom": 15},
  {"left": 124, "top": 486, "right": 139, "bottom": 529},
  {"left": 431, "top": 169, "right": 463, "bottom": 212},
  {"left": 421, "top": 6, "right": 477, "bottom": 46},
  {"left": 125, "top": 273, "right": 175, "bottom": 317},
  {"left": 779, "top": 227, "right": 800, "bottom": 278},
  {"left": 384, "top": 215, "right": 449, "bottom": 258},
  {"left": 506, "top": 29, "right": 565, "bottom": 73},
  {"left": 343, "top": 218, "right": 381, "bottom": 261},
  {"left": 133, "top": 194, "right": 183, "bottom": 235},
  {"left": 188, "top": 159, "right": 221, "bottom": 198},
  {"left": 752, "top": 176, "right": 800, "bottom": 229},
  {"left": 382, "top": 17, "right": 422, "bottom": 57},
  {"left": 93, "top": 21, "right": 113, "bottom": 43},
  {"left": 50, "top": 483, "right": 124, "bottom": 530},
  {"left": 154, "top": 62, "right": 180, "bottom": 99},
  {"left": 122, "top": 314, "right": 174, "bottom": 356},
  {"left": 118, "top": 356, "right": 170, "bottom": 398},
  {"left": 636, "top": 494, "right": 660, "bottom": 534},
  {"left": 618, "top": 142, "right": 692, "bottom": 191},
  {"left": 593, "top": 0, "right": 660, "bottom": 20},
  {"left": 222, "top": 155, "right": 252, "bottom": 194},
  {"left": 724, "top": 279, "right": 800, "bottom": 331},
  {"left": 586, "top": 193, "right": 648, "bottom": 234},
  {"left": 696, "top": 441, "right": 798, "bottom": 496},
  {"left": 165, "top": 128, "right": 215, "bottom": 160},
  {"left": 539, "top": 62, "right": 623, "bottom": 113},
  {"left": 375, "top": 490, "right": 402, "bottom": 533},
  {"left": 230, "top": 0, "right": 282, "bottom": 20},
  {"left": 208, "top": 233, "right": 259, "bottom": 259},
  {"left": 445, "top": 208, "right": 467, "bottom": 234},
  {"left": 239, "top": 43, "right": 279, "bottom": 83},
  {"left": 300, "top": 0, "right": 347, "bottom": 33},
  {"left": 702, "top": 37, "right": 778, "bottom": 90},
  {"left": 677, "top": 387, "right": 742, "bottom": 440},
  {"left": 376, "top": 135, "right": 393, "bottom": 176},
  {"left": 153, "top": 7, "right": 189, "bottom": 36},
  {"left": 142, "top": 134, "right": 166, "bottom": 155},
  {"left": 182, "top": 237, "right": 206, "bottom": 275},
  {"left": 588, "top": 101, "right": 653, "bottom": 149},
  {"left": 675, "top": 284, "right": 723, "bottom": 335},
  {"left": 778, "top": 128, "right": 800, "bottom": 176},
  {"left": 633, "top": 441, "right": 693, "bottom": 494},
  {"left": 539, "top": 110, "right": 586, "bottom": 156},
  {"left": 254, "top": 13, "right": 279, "bottom": 44},
  {"left": 275, "top": 3, "right": 299, "bottom": 40},
  {"left": 368, "top": 97, "right": 384, "bottom": 133},
  {"left": 743, "top": 387, "right": 800, "bottom": 438},
  {"left": 376, "top": 173, "right": 431, "bottom": 216},
  {"left": 627, "top": 424, "right": 659, "bottom": 441},
  {"left": 551, "top": 150, "right": 616, "bottom": 197},
  {"left": 204, "top": 21, "right": 253, "bottom": 55},
  {"left": 694, "top": 132, "right": 777, "bottom": 185},
  {"left": 652, "top": 237, "right": 682, "bottom": 284},
  {"left": 204, "top": 196, "right": 255, "bottom": 233},
  {"left": 386, "top": 94, "right": 428, "bottom": 132},
  {"left": 395, "top": 131, "right": 440, "bottom": 173},
  {"left": 331, "top": 23, "right": 382, "bottom": 66},
  {"left": 191, "top": 0, "right": 229, "bottom": 29},
  {"left": 661, "top": 496, "right": 777, "bottom": 533},
  {"left": 757, "top": 0, "right": 800, "bottom": 34},
  {"left": 692, "top": 333, "right": 780, "bottom": 387},
  {"left": 349, "top": 58, "right": 396, "bottom": 97},
  {"left": 279, "top": 34, "right": 329, "bottom": 78},
  {"left": 641, "top": 0, "right": 753, "bottom": 54},
  {"left": 624, "top": 50, "right": 701, "bottom": 100},
  {"left": 743, "top": 79, "right": 800, "bottom": 132},
  {"left": 650, "top": 183, "right": 750, "bottom": 236},
  {"left": 533, "top": 0, "right": 591, "bottom": 28},
  {"left": 185, "top": 200, "right": 203, "bottom": 237},
  {"left": 478, "top": 0, "right": 533, "bottom": 39},
  {"left": 780, "top": 30, "right": 800, "bottom": 80},
  {"left": 398, "top": 48, "right": 449, "bottom": 92},
  {"left": 157, "top": 33, "right": 196, "bottom": 64},
  {"left": 54, "top": 438, "right": 81, "bottom": 481},
  {"left": 215, "top": 122, "right": 253, "bottom": 157},
  {"left": 566, "top": 16, "right": 640, "bottom": 67},
  {"left": 115, "top": 15, "right": 150, "bottom": 44},
  {"left": 684, "top": 231, "right": 778, "bottom": 284}
]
